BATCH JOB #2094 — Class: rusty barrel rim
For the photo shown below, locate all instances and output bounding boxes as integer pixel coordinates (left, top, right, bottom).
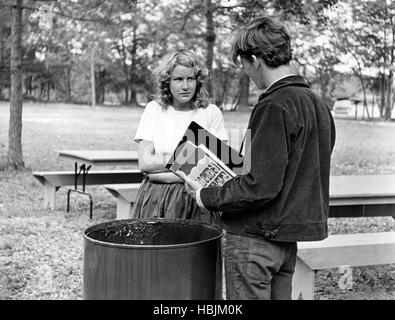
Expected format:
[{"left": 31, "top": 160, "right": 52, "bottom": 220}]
[{"left": 83, "top": 218, "right": 225, "bottom": 250}]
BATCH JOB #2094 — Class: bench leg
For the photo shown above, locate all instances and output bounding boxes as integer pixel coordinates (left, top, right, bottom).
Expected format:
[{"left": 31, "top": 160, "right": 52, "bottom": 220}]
[
  {"left": 292, "top": 256, "right": 315, "bottom": 300},
  {"left": 116, "top": 198, "right": 132, "bottom": 220},
  {"left": 42, "top": 183, "right": 57, "bottom": 210}
]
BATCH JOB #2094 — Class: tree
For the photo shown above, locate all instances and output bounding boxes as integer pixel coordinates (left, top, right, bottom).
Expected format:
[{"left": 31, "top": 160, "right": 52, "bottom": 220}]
[
  {"left": 328, "top": 0, "right": 395, "bottom": 120},
  {"left": 7, "top": 0, "right": 24, "bottom": 170},
  {"left": 292, "top": 21, "right": 340, "bottom": 101},
  {"left": 163, "top": 0, "right": 267, "bottom": 108},
  {"left": 3, "top": 0, "right": 142, "bottom": 170},
  {"left": 0, "top": 1, "right": 11, "bottom": 100},
  {"left": 80, "top": 0, "right": 156, "bottom": 105},
  {"left": 222, "top": 0, "right": 339, "bottom": 109}
]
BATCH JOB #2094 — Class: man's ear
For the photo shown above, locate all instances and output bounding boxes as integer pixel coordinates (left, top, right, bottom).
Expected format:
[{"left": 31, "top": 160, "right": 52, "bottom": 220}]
[{"left": 251, "top": 55, "right": 260, "bottom": 68}]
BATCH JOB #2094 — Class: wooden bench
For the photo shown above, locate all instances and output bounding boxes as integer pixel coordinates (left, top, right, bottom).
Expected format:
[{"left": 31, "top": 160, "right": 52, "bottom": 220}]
[
  {"left": 104, "top": 184, "right": 141, "bottom": 220},
  {"left": 105, "top": 187, "right": 395, "bottom": 221},
  {"left": 33, "top": 170, "right": 144, "bottom": 209},
  {"left": 292, "top": 232, "right": 395, "bottom": 300},
  {"left": 291, "top": 175, "right": 395, "bottom": 299}
]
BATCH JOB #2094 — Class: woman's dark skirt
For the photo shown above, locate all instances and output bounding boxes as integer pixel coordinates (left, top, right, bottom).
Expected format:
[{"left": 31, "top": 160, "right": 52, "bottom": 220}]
[{"left": 130, "top": 177, "right": 220, "bottom": 225}]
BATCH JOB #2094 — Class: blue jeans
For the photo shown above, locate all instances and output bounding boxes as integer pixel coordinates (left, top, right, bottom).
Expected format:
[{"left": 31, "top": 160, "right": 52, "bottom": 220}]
[{"left": 224, "top": 232, "right": 297, "bottom": 300}]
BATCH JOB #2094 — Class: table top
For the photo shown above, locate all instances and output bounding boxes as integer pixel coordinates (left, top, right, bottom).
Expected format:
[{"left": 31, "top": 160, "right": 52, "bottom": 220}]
[
  {"left": 329, "top": 174, "right": 395, "bottom": 208},
  {"left": 54, "top": 153, "right": 395, "bottom": 204},
  {"left": 57, "top": 150, "right": 139, "bottom": 166},
  {"left": 330, "top": 174, "right": 395, "bottom": 198}
]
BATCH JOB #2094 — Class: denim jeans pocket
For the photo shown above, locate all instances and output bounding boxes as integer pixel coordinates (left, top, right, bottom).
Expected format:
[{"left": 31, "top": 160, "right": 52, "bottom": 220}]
[
  {"left": 241, "top": 237, "right": 273, "bottom": 284},
  {"left": 245, "top": 256, "right": 271, "bottom": 284}
]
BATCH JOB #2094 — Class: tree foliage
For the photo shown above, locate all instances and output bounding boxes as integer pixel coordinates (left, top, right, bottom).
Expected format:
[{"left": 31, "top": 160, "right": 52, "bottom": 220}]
[
  {"left": 3, "top": 0, "right": 395, "bottom": 169},
  {"left": 10, "top": 0, "right": 395, "bottom": 169},
  {"left": 1, "top": 0, "right": 342, "bottom": 108},
  {"left": 326, "top": 0, "right": 395, "bottom": 120}
]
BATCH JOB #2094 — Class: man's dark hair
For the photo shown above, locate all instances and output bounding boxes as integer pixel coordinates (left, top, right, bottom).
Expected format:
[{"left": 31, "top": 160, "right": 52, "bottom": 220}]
[{"left": 231, "top": 16, "right": 292, "bottom": 68}]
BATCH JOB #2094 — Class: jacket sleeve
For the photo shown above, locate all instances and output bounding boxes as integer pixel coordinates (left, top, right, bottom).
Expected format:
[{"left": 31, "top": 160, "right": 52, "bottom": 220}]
[{"left": 200, "top": 103, "right": 295, "bottom": 213}]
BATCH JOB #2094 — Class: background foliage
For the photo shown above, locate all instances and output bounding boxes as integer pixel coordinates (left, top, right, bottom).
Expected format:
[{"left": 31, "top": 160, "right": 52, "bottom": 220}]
[{"left": 1, "top": 0, "right": 393, "bottom": 118}]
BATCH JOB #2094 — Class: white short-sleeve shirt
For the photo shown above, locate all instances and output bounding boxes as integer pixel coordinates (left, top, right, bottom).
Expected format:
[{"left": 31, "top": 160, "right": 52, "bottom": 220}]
[{"left": 135, "top": 100, "right": 228, "bottom": 155}]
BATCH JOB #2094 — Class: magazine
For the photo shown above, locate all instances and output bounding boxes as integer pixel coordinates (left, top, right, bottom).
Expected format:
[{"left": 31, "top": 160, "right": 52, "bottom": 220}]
[
  {"left": 165, "top": 121, "right": 244, "bottom": 174},
  {"left": 168, "top": 141, "right": 236, "bottom": 188}
]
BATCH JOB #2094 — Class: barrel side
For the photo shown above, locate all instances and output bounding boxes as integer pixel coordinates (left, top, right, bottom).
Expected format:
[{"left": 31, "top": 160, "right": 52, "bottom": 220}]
[{"left": 83, "top": 236, "right": 222, "bottom": 300}]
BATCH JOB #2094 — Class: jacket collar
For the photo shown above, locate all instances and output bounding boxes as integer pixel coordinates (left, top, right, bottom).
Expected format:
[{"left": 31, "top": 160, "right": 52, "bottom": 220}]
[{"left": 258, "top": 75, "right": 310, "bottom": 101}]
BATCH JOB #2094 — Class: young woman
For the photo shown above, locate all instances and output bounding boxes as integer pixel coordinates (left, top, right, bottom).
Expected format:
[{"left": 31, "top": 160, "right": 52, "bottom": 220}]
[{"left": 130, "top": 49, "right": 228, "bottom": 223}]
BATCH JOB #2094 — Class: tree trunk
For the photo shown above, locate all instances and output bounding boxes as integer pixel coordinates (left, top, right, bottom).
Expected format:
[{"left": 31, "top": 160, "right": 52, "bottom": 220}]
[
  {"left": 361, "top": 80, "right": 370, "bottom": 120},
  {"left": 0, "top": 25, "right": 2, "bottom": 66},
  {"left": 66, "top": 66, "right": 72, "bottom": 102},
  {"left": 129, "top": 85, "right": 137, "bottom": 105},
  {"left": 90, "top": 46, "right": 96, "bottom": 107},
  {"left": 379, "top": 74, "right": 386, "bottom": 118},
  {"left": 205, "top": 0, "right": 216, "bottom": 97},
  {"left": 7, "top": 0, "right": 24, "bottom": 170},
  {"left": 238, "top": 72, "right": 250, "bottom": 110},
  {"left": 100, "top": 85, "right": 105, "bottom": 104},
  {"left": 124, "top": 86, "right": 129, "bottom": 105},
  {"left": 65, "top": 49, "right": 72, "bottom": 102},
  {"left": 118, "top": 36, "right": 131, "bottom": 105},
  {"left": 385, "top": 72, "right": 393, "bottom": 121},
  {"left": 129, "top": 27, "right": 138, "bottom": 105},
  {"left": 95, "top": 68, "right": 106, "bottom": 104},
  {"left": 25, "top": 76, "right": 32, "bottom": 95},
  {"left": 0, "top": 25, "right": 3, "bottom": 99},
  {"left": 319, "top": 69, "right": 326, "bottom": 98},
  {"left": 47, "top": 81, "right": 50, "bottom": 101},
  {"left": 356, "top": 73, "right": 370, "bottom": 120},
  {"left": 40, "top": 81, "right": 45, "bottom": 100}
]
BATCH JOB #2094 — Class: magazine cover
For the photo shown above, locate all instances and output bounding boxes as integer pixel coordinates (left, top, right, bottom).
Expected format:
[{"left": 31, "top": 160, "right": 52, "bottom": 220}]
[
  {"left": 165, "top": 121, "right": 244, "bottom": 173},
  {"left": 168, "top": 141, "right": 236, "bottom": 188}
]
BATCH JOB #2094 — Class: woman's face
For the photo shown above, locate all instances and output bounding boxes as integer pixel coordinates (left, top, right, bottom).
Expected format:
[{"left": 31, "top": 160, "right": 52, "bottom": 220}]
[{"left": 169, "top": 65, "right": 197, "bottom": 110}]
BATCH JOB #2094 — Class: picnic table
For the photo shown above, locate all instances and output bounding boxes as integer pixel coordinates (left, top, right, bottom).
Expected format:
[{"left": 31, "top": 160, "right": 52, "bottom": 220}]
[
  {"left": 105, "top": 174, "right": 395, "bottom": 220},
  {"left": 57, "top": 149, "right": 139, "bottom": 166},
  {"left": 293, "top": 174, "right": 395, "bottom": 300},
  {"left": 55, "top": 149, "right": 140, "bottom": 218},
  {"left": 329, "top": 174, "right": 395, "bottom": 217}
]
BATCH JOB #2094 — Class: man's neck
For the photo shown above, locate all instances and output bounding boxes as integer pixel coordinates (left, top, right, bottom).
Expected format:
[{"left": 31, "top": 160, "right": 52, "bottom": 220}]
[{"left": 263, "top": 64, "right": 296, "bottom": 90}]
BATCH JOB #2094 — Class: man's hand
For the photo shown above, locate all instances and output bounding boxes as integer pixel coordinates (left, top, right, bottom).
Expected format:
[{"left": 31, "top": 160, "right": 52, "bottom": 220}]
[{"left": 176, "top": 171, "right": 202, "bottom": 200}]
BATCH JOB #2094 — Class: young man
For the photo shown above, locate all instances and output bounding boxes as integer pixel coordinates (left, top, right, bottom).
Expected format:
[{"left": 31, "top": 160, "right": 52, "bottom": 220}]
[{"left": 179, "top": 16, "right": 336, "bottom": 300}]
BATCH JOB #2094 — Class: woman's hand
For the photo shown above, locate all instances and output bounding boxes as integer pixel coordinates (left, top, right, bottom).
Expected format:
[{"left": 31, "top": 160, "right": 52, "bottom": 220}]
[{"left": 138, "top": 140, "right": 170, "bottom": 173}]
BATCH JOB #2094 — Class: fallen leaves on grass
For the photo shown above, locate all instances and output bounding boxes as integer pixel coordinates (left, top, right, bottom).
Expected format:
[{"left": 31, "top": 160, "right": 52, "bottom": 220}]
[
  {"left": 315, "top": 265, "right": 395, "bottom": 300},
  {"left": 0, "top": 216, "right": 90, "bottom": 299}
]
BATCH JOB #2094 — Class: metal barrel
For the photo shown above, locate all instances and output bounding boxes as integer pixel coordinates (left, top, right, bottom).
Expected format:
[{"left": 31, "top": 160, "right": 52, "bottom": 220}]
[{"left": 83, "top": 218, "right": 225, "bottom": 300}]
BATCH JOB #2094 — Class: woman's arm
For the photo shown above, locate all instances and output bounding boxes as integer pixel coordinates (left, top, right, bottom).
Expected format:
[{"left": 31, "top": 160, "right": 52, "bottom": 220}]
[
  {"left": 138, "top": 141, "right": 183, "bottom": 183},
  {"left": 138, "top": 140, "right": 170, "bottom": 173},
  {"left": 147, "top": 172, "right": 183, "bottom": 183}
]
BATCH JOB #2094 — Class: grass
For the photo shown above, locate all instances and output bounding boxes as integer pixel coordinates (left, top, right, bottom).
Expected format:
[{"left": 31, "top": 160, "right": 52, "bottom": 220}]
[{"left": 1, "top": 101, "right": 395, "bottom": 300}]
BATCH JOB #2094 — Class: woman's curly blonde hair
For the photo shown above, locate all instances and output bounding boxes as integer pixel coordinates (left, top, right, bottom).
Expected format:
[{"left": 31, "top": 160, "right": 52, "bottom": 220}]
[{"left": 152, "top": 49, "right": 210, "bottom": 110}]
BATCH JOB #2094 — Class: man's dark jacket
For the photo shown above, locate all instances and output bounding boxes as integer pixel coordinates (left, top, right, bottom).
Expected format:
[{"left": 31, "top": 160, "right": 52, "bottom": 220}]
[{"left": 200, "top": 75, "right": 336, "bottom": 242}]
